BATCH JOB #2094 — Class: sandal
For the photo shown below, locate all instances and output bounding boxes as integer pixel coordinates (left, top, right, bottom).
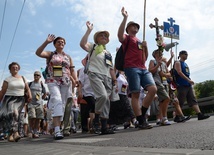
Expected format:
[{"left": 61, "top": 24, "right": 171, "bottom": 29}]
[
  {"left": 13, "top": 132, "right": 21, "bottom": 142},
  {"left": 8, "top": 134, "right": 14, "bottom": 142}
]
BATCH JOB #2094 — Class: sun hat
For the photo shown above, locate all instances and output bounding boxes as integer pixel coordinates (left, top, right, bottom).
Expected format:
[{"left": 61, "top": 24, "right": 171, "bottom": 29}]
[{"left": 93, "top": 31, "right": 110, "bottom": 44}]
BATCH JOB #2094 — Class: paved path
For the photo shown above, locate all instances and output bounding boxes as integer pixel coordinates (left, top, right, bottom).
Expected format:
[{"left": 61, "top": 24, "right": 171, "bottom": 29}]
[{"left": 0, "top": 116, "right": 214, "bottom": 155}]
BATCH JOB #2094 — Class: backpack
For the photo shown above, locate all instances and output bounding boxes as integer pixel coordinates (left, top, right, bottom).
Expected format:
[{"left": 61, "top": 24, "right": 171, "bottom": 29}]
[
  {"left": 41, "top": 52, "right": 55, "bottom": 79},
  {"left": 28, "top": 81, "right": 46, "bottom": 99},
  {"left": 28, "top": 81, "right": 44, "bottom": 90},
  {"left": 115, "top": 36, "right": 130, "bottom": 71},
  {"left": 169, "top": 61, "right": 179, "bottom": 90}
]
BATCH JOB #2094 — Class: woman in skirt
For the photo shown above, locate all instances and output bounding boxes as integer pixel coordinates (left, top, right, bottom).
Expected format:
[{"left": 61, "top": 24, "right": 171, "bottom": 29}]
[{"left": 0, "top": 62, "right": 32, "bottom": 142}]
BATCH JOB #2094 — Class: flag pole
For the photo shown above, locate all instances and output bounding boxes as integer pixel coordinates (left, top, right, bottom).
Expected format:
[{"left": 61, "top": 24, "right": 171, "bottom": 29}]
[{"left": 143, "top": 0, "right": 146, "bottom": 41}]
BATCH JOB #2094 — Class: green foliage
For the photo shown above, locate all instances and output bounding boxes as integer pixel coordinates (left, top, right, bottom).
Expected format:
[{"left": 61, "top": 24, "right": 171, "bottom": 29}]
[{"left": 194, "top": 80, "right": 214, "bottom": 98}]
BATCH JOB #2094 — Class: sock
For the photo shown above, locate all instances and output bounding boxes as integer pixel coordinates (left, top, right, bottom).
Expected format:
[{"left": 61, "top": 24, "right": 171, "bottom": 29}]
[
  {"left": 141, "top": 106, "right": 148, "bottom": 116},
  {"left": 132, "top": 119, "right": 137, "bottom": 124},
  {"left": 100, "top": 119, "right": 107, "bottom": 130},
  {"left": 162, "top": 117, "right": 167, "bottom": 121},
  {"left": 136, "top": 115, "right": 144, "bottom": 125},
  {"left": 54, "top": 126, "right": 60, "bottom": 133},
  {"left": 94, "top": 114, "right": 100, "bottom": 123}
]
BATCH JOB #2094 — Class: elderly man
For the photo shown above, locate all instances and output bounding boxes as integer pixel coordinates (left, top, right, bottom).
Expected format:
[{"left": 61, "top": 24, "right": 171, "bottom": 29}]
[{"left": 28, "top": 71, "right": 47, "bottom": 138}]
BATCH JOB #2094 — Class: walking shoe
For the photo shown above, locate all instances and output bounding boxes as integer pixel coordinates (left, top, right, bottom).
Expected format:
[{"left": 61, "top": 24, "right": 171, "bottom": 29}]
[
  {"left": 174, "top": 115, "right": 182, "bottom": 123},
  {"left": 156, "top": 121, "right": 161, "bottom": 126},
  {"left": 63, "top": 130, "right": 70, "bottom": 136},
  {"left": 123, "top": 122, "right": 131, "bottom": 129},
  {"left": 72, "top": 129, "right": 77, "bottom": 134},
  {"left": 161, "top": 119, "right": 171, "bottom": 126},
  {"left": 198, "top": 113, "right": 210, "bottom": 120},
  {"left": 0, "top": 133, "right": 5, "bottom": 140},
  {"left": 109, "top": 125, "right": 118, "bottom": 131},
  {"left": 32, "top": 133, "right": 39, "bottom": 138},
  {"left": 82, "top": 129, "right": 89, "bottom": 134},
  {"left": 92, "top": 121, "right": 101, "bottom": 134},
  {"left": 138, "top": 122, "right": 153, "bottom": 130},
  {"left": 180, "top": 115, "right": 191, "bottom": 122},
  {"left": 100, "top": 128, "right": 115, "bottom": 135},
  {"left": 134, "top": 121, "right": 139, "bottom": 128},
  {"left": 54, "top": 131, "right": 64, "bottom": 140}
]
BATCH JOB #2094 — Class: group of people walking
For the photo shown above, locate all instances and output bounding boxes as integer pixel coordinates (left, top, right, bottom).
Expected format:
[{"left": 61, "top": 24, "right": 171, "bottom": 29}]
[{"left": 0, "top": 7, "right": 210, "bottom": 142}]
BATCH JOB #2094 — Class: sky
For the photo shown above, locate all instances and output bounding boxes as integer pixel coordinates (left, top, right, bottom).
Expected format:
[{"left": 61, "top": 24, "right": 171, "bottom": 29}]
[{"left": 0, "top": 0, "right": 214, "bottom": 87}]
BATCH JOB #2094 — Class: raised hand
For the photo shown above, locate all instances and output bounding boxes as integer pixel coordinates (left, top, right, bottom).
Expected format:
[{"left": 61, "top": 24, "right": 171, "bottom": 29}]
[
  {"left": 46, "top": 34, "right": 55, "bottom": 43},
  {"left": 86, "top": 21, "right": 93, "bottom": 31},
  {"left": 121, "top": 7, "right": 128, "bottom": 18}
]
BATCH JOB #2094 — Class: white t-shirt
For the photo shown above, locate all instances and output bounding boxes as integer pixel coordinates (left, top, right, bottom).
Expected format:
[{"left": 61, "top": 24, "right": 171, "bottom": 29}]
[
  {"left": 79, "top": 67, "right": 95, "bottom": 97},
  {"left": 87, "top": 43, "right": 112, "bottom": 78},
  {"left": 117, "top": 73, "right": 128, "bottom": 95},
  {"left": 5, "top": 76, "right": 25, "bottom": 96}
]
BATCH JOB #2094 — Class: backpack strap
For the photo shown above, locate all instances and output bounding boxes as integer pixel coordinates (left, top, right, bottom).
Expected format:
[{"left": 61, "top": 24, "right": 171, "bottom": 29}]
[
  {"left": 46, "top": 51, "right": 56, "bottom": 65},
  {"left": 40, "top": 81, "right": 44, "bottom": 89},
  {"left": 123, "top": 36, "right": 130, "bottom": 56},
  {"left": 28, "top": 81, "right": 44, "bottom": 90},
  {"left": 89, "top": 44, "right": 96, "bottom": 58},
  {"left": 28, "top": 82, "right": 32, "bottom": 88}
]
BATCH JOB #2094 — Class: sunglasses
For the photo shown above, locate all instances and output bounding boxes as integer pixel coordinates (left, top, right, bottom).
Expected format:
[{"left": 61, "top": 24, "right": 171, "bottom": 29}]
[{"left": 34, "top": 74, "right": 40, "bottom": 76}]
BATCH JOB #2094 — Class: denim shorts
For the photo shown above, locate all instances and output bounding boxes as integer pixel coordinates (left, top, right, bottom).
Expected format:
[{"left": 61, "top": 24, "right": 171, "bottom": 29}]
[{"left": 124, "top": 68, "right": 155, "bottom": 93}]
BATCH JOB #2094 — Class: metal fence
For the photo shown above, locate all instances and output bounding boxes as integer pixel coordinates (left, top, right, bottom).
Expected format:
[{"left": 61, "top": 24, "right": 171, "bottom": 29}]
[{"left": 168, "top": 96, "right": 214, "bottom": 112}]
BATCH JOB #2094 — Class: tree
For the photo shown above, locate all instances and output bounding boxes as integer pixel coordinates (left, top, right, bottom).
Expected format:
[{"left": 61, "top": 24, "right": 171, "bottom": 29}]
[{"left": 194, "top": 80, "right": 214, "bottom": 98}]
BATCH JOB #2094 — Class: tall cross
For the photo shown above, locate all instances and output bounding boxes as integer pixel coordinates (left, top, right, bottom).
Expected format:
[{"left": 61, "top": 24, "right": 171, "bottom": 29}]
[
  {"left": 168, "top": 17, "right": 175, "bottom": 26},
  {"left": 149, "top": 17, "right": 164, "bottom": 39}
]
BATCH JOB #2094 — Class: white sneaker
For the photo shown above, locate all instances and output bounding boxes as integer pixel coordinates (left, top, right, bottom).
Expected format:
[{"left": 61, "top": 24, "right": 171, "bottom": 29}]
[
  {"left": 161, "top": 119, "right": 171, "bottom": 126},
  {"left": 54, "top": 131, "right": 64, "bottom": 140}
]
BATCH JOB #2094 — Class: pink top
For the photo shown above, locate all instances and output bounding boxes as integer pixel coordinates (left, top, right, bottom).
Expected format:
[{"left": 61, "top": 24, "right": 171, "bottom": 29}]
[
  {"left": 123, "top": 35, "right": 147, "bottom": 69},
  {"left": 46, "top": 52, "right": 71, "bottom": 85}
]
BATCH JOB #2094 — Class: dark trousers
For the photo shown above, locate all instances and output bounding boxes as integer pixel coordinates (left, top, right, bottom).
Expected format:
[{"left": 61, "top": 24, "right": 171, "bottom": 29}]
[{"left": 80, "top": 104, "right": 89, "bottom": 132}]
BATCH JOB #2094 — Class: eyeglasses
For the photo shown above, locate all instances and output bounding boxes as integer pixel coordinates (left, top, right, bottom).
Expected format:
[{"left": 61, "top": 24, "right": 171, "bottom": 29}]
[{"left": 34, "top": 74, "right": 40, "bottom": 76}]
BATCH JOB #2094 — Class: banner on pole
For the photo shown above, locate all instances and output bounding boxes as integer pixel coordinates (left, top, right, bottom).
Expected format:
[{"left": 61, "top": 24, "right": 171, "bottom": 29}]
[{"left": 163, "top": 17, "right": 179, "bottom": 40}]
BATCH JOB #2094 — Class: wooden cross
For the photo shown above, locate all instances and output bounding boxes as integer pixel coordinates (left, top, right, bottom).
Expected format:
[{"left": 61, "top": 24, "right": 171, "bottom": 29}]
[{"left": 149, "top": 17, "right": 164, "bottom": 39}]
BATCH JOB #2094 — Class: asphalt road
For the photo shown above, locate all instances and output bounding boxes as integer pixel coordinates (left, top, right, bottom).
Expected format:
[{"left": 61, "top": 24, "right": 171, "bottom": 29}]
[{"left": 0, "top": 116, "right": 213, "bottom": 155}]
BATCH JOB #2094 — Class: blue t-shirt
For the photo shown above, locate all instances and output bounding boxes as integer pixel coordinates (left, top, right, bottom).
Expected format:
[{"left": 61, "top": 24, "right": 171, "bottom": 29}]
[{"left": 175, "top": 61, "right": 191, "bottom": 86}]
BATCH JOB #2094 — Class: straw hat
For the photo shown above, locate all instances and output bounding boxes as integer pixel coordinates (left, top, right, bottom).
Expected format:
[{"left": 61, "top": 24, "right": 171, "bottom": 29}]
[{"left": 93, "top": 31, "right": 110, "bottom": 44}]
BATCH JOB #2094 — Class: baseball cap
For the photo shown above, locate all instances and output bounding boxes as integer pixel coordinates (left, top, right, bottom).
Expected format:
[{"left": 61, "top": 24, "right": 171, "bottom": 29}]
[{"left": 126, "top": 21, "right": 140, "bottom": 33}]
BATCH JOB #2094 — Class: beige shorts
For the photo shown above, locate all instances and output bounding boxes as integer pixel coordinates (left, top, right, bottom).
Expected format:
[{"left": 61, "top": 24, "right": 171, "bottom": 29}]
[{"left": 28, "top": 104, "right": 44, "bottom": 119}]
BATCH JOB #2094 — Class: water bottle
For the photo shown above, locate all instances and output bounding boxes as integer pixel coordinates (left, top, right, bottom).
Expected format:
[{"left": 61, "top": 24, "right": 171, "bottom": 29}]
[
  {"left": 110, "top": 85, "right": 120, "bottom": 101},
  {"left": 40, "top": 67, "right": 46, "bottom": 79}
]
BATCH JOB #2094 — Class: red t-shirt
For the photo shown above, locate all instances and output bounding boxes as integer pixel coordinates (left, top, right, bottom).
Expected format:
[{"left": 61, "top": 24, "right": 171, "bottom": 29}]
[{"left": 122, "top": 35, "right": 147, "bottom": 69}]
